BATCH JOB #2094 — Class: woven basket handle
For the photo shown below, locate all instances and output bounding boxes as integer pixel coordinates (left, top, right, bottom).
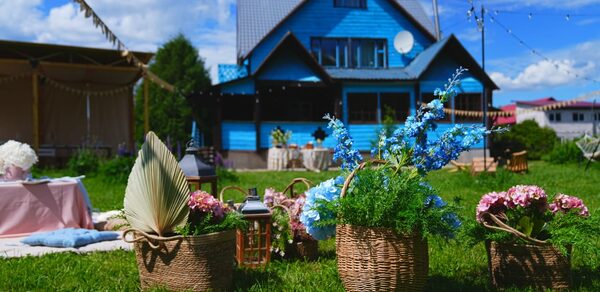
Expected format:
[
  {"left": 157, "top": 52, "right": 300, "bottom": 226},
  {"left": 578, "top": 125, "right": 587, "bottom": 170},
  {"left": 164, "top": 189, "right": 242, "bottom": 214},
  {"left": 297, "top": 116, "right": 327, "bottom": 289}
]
[
  {"left": 123, "top": 228, "right": 184, "bottom": 250},
  {"left": 271, "top": 204, "right": 293, "bottom": 221},
  {"left": 481, "top": 212, "right": 549, "bottom": 245},
  {"left": 219, "top": 186, "right": 248, "bottom": 203},
  {"left": 282, "top": 178, "right": 312, "bottom": 198},
  {"left": 340, "top": 160, "right": 387, "bottom": 198}
]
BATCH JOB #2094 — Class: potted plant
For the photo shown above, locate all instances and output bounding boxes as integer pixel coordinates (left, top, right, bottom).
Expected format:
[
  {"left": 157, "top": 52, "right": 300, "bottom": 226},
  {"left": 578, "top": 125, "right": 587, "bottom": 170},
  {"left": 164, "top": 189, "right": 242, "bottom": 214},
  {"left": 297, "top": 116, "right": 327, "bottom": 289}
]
[
  {"left": 464, "top": 185, "right": 600, "bottom": 290},
  {"left": 0, "top": 140, "right": 38, "bottom": 181},
  {"left": 123, "top": 132, "right": 244, "bottom": 291},
  {"left": 301, "top": 68, "right": 489, "bottom": 291},
  {"left": 271, "top": 126, "right": 292, "bottom": 148},
  {"left": 264, "top": 178, "right": 319, "bottom": 260}
]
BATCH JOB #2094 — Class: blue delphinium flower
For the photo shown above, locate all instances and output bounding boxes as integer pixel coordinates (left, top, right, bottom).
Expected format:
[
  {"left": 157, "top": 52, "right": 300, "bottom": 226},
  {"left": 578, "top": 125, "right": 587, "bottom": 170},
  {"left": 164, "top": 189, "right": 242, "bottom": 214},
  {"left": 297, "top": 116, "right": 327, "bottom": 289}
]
[
  {"left": 300, "top": 176, "right": 343, "bottom": 240},
  {"left": 324, "top": 114, "right": 363, "bottom": 171}
]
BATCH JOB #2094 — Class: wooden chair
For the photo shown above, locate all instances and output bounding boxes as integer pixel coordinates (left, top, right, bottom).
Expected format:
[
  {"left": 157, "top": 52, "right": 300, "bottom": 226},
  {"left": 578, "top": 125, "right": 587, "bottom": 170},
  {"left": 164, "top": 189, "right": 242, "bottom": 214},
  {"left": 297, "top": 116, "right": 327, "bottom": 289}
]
[
  {"left": 449, "top": 160, "right": 469, "bottom": 172},
  {"left": 506, "top": 150, "right": 528, "bottom": 173},
  {"left": 471, "top": 157, "right": 498, "bottom": 175}
]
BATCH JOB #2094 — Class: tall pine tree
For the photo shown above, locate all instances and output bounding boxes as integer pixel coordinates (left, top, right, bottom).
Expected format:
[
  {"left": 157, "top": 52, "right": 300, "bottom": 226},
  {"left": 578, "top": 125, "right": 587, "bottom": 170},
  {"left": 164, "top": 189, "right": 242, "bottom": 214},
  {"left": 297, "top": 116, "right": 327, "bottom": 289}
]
[{"left": 134, "top": 34, "right": 211, "bottom": 151}]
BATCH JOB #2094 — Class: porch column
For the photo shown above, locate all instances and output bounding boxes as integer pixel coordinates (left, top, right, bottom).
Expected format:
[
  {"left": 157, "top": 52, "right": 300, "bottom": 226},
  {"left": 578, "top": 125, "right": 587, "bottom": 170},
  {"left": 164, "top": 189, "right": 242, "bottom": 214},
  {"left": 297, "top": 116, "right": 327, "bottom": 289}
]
[
  {"left": 128, "top": 88, "right": 135, "bottom": 152},
  {"left": 32, "top": 72, "right": 40, "bottom": 150},
  {"left": 342, "top": 89, "right": 349, "bottom": 125},
  {"left": 413, "top": 82, "right": 420, "bottom": 116},
  {"left": 254, "top": 95, "right": 261, "bottom": 151}
]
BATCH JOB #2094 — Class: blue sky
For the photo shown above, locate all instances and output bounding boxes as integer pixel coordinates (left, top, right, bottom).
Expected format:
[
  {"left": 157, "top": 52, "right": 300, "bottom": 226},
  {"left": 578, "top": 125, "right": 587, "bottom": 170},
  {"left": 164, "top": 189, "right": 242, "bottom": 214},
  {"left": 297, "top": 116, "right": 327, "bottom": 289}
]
[{"left": 1, "top": 0, "right": 599, "bottom": 106}]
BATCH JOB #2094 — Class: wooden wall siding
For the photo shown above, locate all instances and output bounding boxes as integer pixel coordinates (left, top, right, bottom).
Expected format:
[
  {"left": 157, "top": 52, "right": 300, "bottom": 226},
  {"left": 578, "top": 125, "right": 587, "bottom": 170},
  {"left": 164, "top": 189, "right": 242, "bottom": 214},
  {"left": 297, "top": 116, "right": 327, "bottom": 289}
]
[
  {"left": 341, "top": 82, "right": 416, "bottom": 124},
  {"left": 419, "top": 54, "right": 484, "bottom": 93},
  {"left": 220, "top": 78, "right": 256, "bottom": 95},
  {"left": 259, "top": 122, "right": 335, "bottom": 148},
  {"left": 256, "top": 49, "right": 322, "bottom": 81},
  {"left": 249, "top": 0, "right": 433, "bottom": 75},
  {"left": 222, "top": 121, "right": 257, "bottom": 150}
]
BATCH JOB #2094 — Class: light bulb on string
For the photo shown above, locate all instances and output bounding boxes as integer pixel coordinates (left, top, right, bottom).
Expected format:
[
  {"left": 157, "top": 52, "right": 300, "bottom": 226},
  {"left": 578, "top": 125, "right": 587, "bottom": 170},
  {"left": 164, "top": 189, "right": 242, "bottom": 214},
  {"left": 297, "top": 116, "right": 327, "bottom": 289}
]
[
  {"left": 528, "top": 13, "right": 532, "bottom": 20},
  {"left": 565, "top": 14, "right": 570, "bottom": 21}
]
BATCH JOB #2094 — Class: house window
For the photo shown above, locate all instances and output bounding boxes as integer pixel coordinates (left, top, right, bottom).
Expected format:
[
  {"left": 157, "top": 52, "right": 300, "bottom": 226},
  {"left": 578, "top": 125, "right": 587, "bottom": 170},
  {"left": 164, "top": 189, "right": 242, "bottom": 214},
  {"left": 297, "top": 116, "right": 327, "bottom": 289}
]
[
  {"left": 594, "top": 113, "right": 599, "bottom": 121},
  {"left": 380, "top": 93, "right": 411, "bottom": 122},
  {"left": 549, "top": 112, "right": 562, "bottom": 122},
  {"left": 421, "top": 93, "right": 451, "bottom": 123},
  {"left": 311, "top": 37, "right": 386, "bottom": 68},
  {"left": 573, "top": 112, "right": 585, "bottom": 122},
  {"left": 334, "top": 0, "right": 366, "bottom": 8},
  {"left": 453, "top": 93, "right": 482, "bottom": 123},
  {"left": 348, "top": 93, "right": 377, "bottom": 123}
]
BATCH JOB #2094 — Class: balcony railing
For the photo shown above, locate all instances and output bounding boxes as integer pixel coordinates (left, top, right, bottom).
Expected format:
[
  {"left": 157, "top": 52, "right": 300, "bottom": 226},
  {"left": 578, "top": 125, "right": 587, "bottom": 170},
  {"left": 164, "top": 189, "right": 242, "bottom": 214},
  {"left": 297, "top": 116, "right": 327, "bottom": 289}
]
[{"left": 218, "top": 64, "right": 248, "bottom": 83}]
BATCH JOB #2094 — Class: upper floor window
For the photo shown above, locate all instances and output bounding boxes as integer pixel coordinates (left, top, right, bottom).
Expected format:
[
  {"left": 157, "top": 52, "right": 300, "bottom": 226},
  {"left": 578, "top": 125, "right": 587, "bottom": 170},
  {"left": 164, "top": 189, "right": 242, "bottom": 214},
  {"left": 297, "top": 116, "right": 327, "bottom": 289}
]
[
  {"left": 549, "top": 112, "right": 561, "bottom": 122},
  {"left": 311, "top": 37, "right": 386, "bottom": 68},
  {"left": 334, "top": 0, "right": 367, "bottom": 8},
  {"left": 573, "top": 112, "right": 585, "bottom": 122}
]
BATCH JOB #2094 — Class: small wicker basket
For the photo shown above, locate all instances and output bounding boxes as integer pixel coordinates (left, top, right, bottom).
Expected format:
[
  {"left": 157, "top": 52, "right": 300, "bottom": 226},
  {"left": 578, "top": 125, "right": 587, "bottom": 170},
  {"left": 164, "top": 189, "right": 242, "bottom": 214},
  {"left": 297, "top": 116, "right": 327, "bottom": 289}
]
[
  {"left": 335, "top": 161, "right": 429, "bottom": 292},
  {"left": 124, "top": 229, "right": 236, "bottom": 291},
  {"left": 482, "top": 213, "right": 572, "bottom": 290}
]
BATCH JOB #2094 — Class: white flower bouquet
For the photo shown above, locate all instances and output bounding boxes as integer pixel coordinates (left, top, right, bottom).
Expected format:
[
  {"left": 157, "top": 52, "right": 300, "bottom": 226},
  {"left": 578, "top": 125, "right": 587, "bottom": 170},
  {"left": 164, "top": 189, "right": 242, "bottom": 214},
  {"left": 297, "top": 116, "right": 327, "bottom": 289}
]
[{"left": 0, "top": 140, "right": 38, "bottom": 172}]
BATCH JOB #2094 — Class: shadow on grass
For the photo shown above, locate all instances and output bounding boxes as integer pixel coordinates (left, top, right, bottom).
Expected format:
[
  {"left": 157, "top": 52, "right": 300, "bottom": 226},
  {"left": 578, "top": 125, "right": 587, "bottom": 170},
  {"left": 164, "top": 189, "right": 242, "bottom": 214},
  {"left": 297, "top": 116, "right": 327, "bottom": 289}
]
[
  {"left": 572, "top": 266, "right": 600, "bottom": 289},
  {"left": 426, "top": 273, "right": 488, "bottom": 292},
  {"left": 233, "top": 266, "right": 279, "bottom": 291}
]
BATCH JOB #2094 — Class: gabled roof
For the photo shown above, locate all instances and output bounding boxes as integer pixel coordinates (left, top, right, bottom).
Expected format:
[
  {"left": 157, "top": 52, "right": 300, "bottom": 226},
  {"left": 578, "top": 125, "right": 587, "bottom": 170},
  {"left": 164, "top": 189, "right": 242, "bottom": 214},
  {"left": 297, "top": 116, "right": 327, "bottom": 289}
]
[
  {"left": 405, "top": 34, "right": 499, "bottom": 89},
  {"left": 237, "top": 0, "right": 436, "bottom": 61},
  {"left": 495, "top": 104, "right": 516, "bottom": 125},
  {"left": 516, "top": 97, "right": 595, "bottom": 109},
  {"left": 253, "top": 31, "right": 333, "bottom": 83}
]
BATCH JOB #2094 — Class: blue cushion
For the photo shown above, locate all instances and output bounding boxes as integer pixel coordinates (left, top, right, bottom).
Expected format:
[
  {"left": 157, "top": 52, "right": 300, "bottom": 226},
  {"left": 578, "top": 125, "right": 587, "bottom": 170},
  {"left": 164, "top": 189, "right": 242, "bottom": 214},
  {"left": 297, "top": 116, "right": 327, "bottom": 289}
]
[{"left": 22, "top": 228, "right": 119, "bottom": 248}]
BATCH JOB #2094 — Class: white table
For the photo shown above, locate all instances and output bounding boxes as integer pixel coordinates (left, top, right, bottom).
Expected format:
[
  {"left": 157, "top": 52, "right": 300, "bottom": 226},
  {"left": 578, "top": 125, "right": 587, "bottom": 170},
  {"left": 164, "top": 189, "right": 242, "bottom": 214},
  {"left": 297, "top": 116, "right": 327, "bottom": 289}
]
[
  {"left": 267, "top": 147, "right": 289, "bottom": 170},
  {"left": 301, "top": 148, "right": 331, "bottom": 172}
]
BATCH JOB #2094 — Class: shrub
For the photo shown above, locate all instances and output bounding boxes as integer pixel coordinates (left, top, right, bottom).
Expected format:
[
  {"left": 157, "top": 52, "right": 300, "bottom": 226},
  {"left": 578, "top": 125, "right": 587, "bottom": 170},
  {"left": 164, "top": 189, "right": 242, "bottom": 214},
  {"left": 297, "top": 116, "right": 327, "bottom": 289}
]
[
  {"left": 99, "top": 156, "right": 136, "bottom": 183},
  {"left": 492, "top": 119, "right": 558, "bottom": 160},
  {"left": 67, "top": 148, "right": 100, "bottom": 175},
  {"left": 543, "top": 140, "right": 583, "bottom": 164}
]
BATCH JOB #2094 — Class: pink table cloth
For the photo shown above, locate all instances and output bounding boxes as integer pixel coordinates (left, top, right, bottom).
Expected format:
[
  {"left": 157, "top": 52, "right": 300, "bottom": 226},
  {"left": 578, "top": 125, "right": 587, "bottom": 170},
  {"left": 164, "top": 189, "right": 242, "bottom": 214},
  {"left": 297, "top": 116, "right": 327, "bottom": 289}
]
[{"left": 0, "top": 181, "right": 94, "bottom": 238}]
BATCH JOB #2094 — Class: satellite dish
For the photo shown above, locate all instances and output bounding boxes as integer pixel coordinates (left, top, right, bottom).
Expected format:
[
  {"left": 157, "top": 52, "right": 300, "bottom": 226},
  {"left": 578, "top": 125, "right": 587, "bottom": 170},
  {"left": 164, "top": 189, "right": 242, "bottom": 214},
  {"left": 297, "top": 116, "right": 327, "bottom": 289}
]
[{"left": 394, "top": 31, "right": 414, "bottom": 54}]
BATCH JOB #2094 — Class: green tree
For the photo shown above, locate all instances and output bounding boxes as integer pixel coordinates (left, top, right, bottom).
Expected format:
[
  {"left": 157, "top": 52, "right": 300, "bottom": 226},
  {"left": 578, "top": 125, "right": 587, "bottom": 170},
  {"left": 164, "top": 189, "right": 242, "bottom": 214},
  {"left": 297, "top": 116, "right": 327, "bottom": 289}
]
[
  {"left": 492, "top": 119, "right": 558, "bottom": 160},
  {"left": 135, "top": 34, "right": 211, "bottom": 150}
]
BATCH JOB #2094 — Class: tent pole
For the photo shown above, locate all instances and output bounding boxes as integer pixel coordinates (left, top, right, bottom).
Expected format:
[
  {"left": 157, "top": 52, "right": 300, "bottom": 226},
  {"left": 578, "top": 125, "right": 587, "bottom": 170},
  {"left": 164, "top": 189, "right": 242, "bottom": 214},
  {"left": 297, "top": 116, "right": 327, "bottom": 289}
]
[
  {"left": 144, "top": 79, "right": 149, "bottom": 134},
  {"left": 32, "top": 72, "right": 40, "bottom": 150}
]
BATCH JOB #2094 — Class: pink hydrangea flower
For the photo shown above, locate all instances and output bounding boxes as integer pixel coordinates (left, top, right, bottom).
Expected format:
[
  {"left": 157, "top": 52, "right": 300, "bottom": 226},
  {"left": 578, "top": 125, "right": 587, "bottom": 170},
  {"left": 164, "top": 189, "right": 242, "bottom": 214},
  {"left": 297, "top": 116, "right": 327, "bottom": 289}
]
[
  {"left": 476, "top": 191, "right": 508, "bottom": 222},
  {"left": 506, "top": 185, "right": 547, "bottom": 209},
  {"left": 264, "top": 188, "right": 289, "bottom": 207},
  {"left": 188, "top": 190, "right": 225, "bottom": 219},
  {"left": 550, "top": 194, "right": 589, "bottom": 217}
]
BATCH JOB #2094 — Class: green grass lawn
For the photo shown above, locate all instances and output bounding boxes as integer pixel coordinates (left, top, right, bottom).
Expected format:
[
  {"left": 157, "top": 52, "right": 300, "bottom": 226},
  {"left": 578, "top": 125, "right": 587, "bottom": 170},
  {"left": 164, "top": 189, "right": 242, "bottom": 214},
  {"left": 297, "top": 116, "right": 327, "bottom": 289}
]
[{"left": 3, "top": 162, "right": 600, "bottom": 291}]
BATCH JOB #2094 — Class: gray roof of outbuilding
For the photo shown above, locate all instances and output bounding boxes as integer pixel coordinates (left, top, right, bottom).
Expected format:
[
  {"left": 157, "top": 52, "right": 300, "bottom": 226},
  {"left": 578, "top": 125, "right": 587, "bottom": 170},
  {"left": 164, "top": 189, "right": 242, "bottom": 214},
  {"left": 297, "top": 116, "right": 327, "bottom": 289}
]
[{"left": 237, "top": 0, "right": 436, "bottom": 60}]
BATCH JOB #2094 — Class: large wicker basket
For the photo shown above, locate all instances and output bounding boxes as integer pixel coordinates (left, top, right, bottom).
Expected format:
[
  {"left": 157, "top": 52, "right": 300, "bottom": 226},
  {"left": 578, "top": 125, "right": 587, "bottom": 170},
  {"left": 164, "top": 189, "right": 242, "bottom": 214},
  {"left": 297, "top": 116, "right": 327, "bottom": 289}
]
[
  {"left": 482, "top": 212, "right": 572, "bottom": 290},
  {"left": 486, "top": 241, "right": 571, "bottom": 290},
  {"left": 335, "top": 161, "right": 429, "bottom": 292},
  {"left": 125, "top": 229, "right": 236, "bottom": 291}
]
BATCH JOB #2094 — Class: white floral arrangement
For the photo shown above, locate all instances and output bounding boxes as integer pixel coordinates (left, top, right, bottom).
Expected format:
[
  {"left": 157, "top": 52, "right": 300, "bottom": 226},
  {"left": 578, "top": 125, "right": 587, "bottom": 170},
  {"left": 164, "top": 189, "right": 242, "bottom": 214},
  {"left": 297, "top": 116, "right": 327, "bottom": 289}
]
[{"left": 0, "top": 140, "right": 38, "bottom": 171}]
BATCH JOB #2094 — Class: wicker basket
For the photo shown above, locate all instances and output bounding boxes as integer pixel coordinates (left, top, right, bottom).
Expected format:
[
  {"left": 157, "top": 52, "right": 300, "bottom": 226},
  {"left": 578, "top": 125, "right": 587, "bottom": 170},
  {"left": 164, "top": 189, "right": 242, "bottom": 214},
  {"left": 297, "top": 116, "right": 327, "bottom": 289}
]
[
  {"left": 481, "top": 213, "right": 572, "bottom": 290},
  {"left": 486, "top": 241, "right": 571, "bottom": 290},
  {"left": 125, "top": 229, "right": 236, "bottom": 291},
  {"left": 336, "top": 161, "right": 429, "bottom": 292}
]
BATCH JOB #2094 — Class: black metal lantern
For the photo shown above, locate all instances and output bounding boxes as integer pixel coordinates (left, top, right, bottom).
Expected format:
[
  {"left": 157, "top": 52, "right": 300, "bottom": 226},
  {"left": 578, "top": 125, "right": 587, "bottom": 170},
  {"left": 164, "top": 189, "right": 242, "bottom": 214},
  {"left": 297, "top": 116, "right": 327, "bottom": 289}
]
[
  {"left": 178, "top": 141, "right": 217, "bottom": 194},
  {"left": 236, "top": 188, "right": 272, "bottom": 268}
]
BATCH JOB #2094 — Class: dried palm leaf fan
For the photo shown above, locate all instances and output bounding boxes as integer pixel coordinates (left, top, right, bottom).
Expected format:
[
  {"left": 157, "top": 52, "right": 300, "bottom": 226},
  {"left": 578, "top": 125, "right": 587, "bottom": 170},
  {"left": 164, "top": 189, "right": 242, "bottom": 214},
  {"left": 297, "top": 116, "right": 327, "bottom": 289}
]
[{"left": 124, "top": 131, "right": 190, "bottom": 236}]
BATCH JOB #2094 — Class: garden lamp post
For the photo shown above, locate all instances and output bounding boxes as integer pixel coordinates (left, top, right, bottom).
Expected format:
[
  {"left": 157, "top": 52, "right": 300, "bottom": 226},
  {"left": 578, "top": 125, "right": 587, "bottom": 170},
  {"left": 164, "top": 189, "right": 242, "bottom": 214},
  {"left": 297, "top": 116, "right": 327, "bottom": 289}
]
[
  {"left": 178, "top": 141, "right": 217, "bottom": 195},
  {"left": 236, "top": 188, "right": 272, "bottom": 268}
]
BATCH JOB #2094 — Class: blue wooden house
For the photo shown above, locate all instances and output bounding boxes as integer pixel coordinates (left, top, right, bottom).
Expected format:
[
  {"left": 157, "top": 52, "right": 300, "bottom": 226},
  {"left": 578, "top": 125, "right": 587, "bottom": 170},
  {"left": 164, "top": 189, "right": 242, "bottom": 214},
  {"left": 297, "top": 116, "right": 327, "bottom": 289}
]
[{"left": 210, "top": 0, "right": 497, "bottom": 168}]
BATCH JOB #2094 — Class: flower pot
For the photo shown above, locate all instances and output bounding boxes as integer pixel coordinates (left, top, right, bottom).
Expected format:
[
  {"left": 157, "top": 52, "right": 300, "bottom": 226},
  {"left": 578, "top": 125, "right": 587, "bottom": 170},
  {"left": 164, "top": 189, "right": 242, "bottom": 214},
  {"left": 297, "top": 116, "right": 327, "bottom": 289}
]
[
  {"left": 286, "top": 239, "right": 319, "bottom": 260},
  {"left": 336, "top": 224, "right": 429, "bottom": 292},
  {"left": 3, "top": 165, "right": 26, "bottom": 181},
  {"left": 486, "top": 241, "right": 571, "bottom": 290},
  {"left": 132, "top": 230, "right": 236, "bottom": 291}
]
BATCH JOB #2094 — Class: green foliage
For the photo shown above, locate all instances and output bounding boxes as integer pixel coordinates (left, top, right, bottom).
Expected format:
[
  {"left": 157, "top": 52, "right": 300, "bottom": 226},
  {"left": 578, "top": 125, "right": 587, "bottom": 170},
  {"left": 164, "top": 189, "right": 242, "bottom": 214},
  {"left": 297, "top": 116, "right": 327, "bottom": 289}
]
[
  {"left": 546, "top": 212, "right": 600, "bottom": 264},
  {"left": 331, "top": 166, "right": 459, "bottom": 238},
  {"left": 175, "top": 212, "right": 246, "bottom": 236},
  {"left": 134, "top": 34, "right": 212, "bottom": 146},
  {"left": 270, "top": 208, "right": 293, "bottom": 257},
  {"left": 66, "top": 148, "right": 100, "bottom": 175},
  {"left": 270, "top": 128, "right": 292, "bottom": 146},
  {"left": 492, "top": 119, "right": 558, "bottom": 160},
  {"left": 543, "top": 139, "right": 584, "bottom": 164},
  {"left": 99, "top": 156, "right": 135, "bottom": 183}
]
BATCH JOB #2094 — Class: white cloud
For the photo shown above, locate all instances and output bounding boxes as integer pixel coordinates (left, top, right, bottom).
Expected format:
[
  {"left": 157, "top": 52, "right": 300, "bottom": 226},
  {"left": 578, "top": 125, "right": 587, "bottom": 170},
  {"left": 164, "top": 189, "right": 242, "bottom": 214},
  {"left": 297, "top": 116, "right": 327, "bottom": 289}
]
[
  {"left": 490, "top": 59, "right": 596, "bottom": 90},
  {"left": 0, "top": 0, "right": 237, "bottom": 83}
]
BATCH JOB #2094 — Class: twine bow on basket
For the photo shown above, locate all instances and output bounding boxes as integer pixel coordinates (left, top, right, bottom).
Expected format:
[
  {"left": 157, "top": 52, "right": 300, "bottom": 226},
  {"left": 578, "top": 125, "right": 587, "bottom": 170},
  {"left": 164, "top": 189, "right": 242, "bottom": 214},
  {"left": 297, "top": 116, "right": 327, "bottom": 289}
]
[
  {"left": 123, "top": 228, "right": 185, "bottom": 250},
  {"left": 481, "top": 212, "right": 549, "bottom": 245}
]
